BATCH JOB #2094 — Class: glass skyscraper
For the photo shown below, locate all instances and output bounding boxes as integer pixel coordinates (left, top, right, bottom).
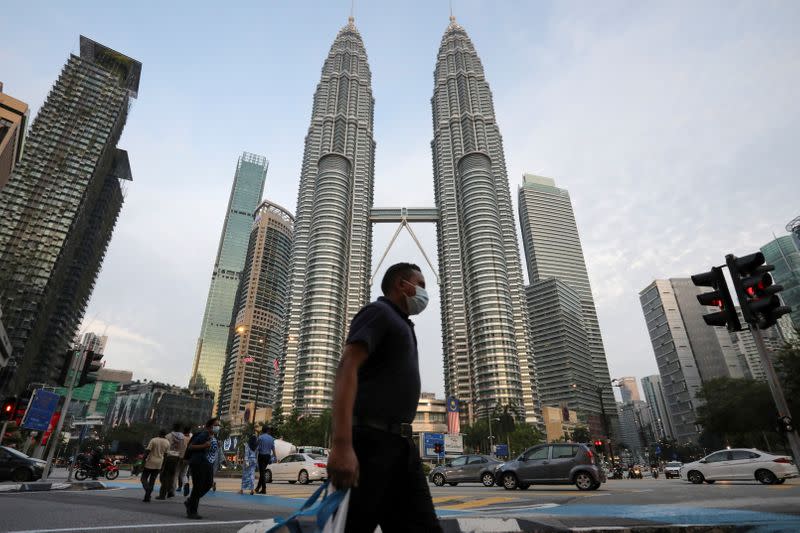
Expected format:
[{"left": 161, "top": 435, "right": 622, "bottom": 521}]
[
  {"left": 218, "top": 200, "right": 293, "bottom": 420},
  {"left": 0, "top": 36, "right": 140, "bottom": 395},
  {"left": 761, "top": 235, "right": 800, "bottom": 332},
  {"left": 190, "top": 152, "right": 267, "bottom": 411}
]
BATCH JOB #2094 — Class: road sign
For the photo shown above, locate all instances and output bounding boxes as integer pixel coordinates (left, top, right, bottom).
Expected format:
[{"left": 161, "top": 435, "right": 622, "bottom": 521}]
[
  {"left": 495, "top": 444, "right": 509, "bottom": 457},
  {"left": 22, "top": 389, "right": 60, "bottom": 431},
  {"left": 422, "top": 432, "right": 445, "bottom": 458},
  {"left": 655, "top": 445, "right": 662, "bottom": 456}
]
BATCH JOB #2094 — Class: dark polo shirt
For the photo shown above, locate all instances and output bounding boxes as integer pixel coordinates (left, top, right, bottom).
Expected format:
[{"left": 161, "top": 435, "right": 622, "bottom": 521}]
[{"left": 345, "top": 296, "right": 421, "bottom": 424}]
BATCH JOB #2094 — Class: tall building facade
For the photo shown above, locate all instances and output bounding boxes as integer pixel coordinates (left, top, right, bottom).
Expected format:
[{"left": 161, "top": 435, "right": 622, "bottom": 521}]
[
  {"left": 617, "top": 377, "right": 641, "bottom": 403},
  {"left": 0, "top": 82, "right": 29, "bottom": 191},
  {"left": 639, "top": 279, "right": 748, "bottom": 443},
  {"left": 218, "top": 200, "right": 293, "bottom": 420},
  {"left": 280, "top": 18, "right": 376, "bottom": 414},
  {"left": 431, "top": 17, "right": 538, "bottom": 422},
  {"left": 105, "top": 381, "right": 214, "bottom": 429},
  {"left": 190, "top": 152, "right": 268, "bottom": 409},
  {"left": 640, "top": 374, "right": 674, "bottom": 440},
  {"left": 0, "top": 37, "right": 140, "bottom": 394},
  {"left": 761, "top": 235, "right": 800, "bottom": 332},
  {"left": 525, "top": 280, "right": 595, "bottom": 414},
  {"left": 76, "top": 332, "right": 109, "bottom": 355},
  {"left": 518, "top": 173, "right": 615, "bottom": 419}
]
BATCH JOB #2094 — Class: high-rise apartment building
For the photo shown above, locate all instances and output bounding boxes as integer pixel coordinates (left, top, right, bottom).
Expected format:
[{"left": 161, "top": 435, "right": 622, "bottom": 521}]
[
  {"left": 76, "top": 332, "right": 109, "bottom": 355},
  {"left": 761, "top": 235, "right": 800, "bottom": 332},
  {"left": 525, "top": 280, "right": 595, "bottom": 414},
  {"left": 0, "top": 82, "right": 29, "bottom": 191},
  {"left": 0, "top": 37, "right": 140, "bottom": 395},
  {"left": 280, "top": 18, "right": 376, "bottom": 415},
  {"left": 431, "top": 18, "right": 538, "bottom": 423},
  {"left": 518, "top": 173, "right": 615, "bottom": 419},
  {"left": 617, "top": 377, "right": 641, "bottom": 403},
  {"left": 218, "top": 200, "right": 293, "bottom": 420},
  {"left": 639, "top": 279, "right": 748, "bottom": 443},
  {"left": 190, "top": 152, "right": 268, "bottom": 410},
  {"left": 640, "top": 374, "right": 674, "bottom": 440}
]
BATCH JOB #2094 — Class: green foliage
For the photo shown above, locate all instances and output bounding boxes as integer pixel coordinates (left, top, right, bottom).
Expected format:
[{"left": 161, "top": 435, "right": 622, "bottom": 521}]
[
  {"left": 571, "top": 426, "right": 591, "bottom": 443},
  {"left": 273, "top": 410, "right": 332, "bottom": 448},
  {"left": 103, "top": 422, "right": 160, "bottom": 455},
  {"left": 645, "top": 438, "right": 704, "bottom": 463},
  {"left": 506, "top": 424, "right": 545, "bottom": 457},
  {"left": 774, "top": 335, "right": 800, "bottom": 416}
]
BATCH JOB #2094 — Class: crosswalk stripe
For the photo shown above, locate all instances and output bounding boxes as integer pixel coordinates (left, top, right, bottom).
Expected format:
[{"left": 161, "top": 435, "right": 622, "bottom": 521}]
[{"left": 441, "top": 496, "right": 516, "bottom": 510}]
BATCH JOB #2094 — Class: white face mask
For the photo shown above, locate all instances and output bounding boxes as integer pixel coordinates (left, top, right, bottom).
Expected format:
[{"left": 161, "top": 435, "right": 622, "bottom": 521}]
[
  {"left": 403, "top": 280, "right": 429, "bottom": 315},
  {"left": 212, "top": 425, "right": 221, "bottom": 434}
]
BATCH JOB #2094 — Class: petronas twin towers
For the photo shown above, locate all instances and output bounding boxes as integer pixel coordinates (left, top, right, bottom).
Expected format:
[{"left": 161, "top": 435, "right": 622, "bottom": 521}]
[{"left": 280, "top": 17, "right": 539, "bottom": 423}]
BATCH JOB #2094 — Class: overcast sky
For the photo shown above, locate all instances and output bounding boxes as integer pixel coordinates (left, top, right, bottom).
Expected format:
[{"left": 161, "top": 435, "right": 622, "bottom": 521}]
[{"left": 2, "top": 1, "right": 798, "bottom": 400}]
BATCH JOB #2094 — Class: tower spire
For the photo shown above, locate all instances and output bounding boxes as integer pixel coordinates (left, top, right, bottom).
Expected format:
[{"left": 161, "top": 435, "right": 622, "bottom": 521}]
[
  {"left": 349, "top": 0, "right": 355, "bottom": 25},
  {"left": 449, "top": 0, "right": 455, "bottom": 22}
]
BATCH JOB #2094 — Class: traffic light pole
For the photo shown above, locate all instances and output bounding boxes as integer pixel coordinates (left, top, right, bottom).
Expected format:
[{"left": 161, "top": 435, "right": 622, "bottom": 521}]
[
  {"left": 750, "top": 327, "right": 800, "bottom": 463},
  {"left": 41, "top": 349, "right": 85, "bottom": 482}
]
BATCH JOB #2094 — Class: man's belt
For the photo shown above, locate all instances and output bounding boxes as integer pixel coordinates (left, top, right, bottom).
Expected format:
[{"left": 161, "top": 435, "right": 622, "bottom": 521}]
[{"left": 352, "top": 416, "right": 413, "bottom": 438}]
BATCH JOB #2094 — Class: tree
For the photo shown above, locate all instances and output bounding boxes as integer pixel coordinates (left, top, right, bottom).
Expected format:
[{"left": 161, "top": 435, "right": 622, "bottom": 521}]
[
  {"left": 103, "top": 422, "right": 159, "bottom": 456},
  {"left": 774, "top": 334, "right": 800, "bottom": 417},
  {"left": 695, "top": 377, "right": 783, "bottom": 450},
  {"left": 506, "top": 423, "right": 544, "bottom": 457}
]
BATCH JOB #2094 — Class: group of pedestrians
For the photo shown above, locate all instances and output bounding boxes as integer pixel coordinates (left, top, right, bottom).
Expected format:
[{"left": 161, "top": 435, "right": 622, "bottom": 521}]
[
  {"left": 240, "top": 425, "right": 276, "bottom": 495},
  {"left": 141, "top": 417, "right": 220, "bottom": 519}
]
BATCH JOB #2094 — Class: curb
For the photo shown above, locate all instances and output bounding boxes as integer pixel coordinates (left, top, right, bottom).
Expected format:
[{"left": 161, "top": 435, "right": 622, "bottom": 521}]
[{"left": 2, "top": 480, "right": 107, "bottom": 493}]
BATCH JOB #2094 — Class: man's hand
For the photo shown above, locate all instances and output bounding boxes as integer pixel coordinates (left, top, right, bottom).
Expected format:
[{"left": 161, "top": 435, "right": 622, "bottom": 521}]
[{"left": 327, "top": 443, "right": 359, "bottom": 489}]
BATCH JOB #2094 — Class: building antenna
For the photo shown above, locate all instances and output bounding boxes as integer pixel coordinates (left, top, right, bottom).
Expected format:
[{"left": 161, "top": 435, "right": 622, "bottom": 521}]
[
  {"left": 350, "top": 0, "right": 355, "bottom": 22},
  {"left": 450, "top": 0, "right": 455, "bottom": 20}
]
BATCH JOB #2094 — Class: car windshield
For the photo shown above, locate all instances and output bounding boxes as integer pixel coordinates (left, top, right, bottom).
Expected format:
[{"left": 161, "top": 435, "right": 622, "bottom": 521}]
[
  {"left": 2, "top": 446, "right": 30, "bottom": 459},
  {"left": 307, "top": 453, "right": 326, "bottom": 460},
  {"left": 667, "top": 462, "right": 682, "bottom": 467}
]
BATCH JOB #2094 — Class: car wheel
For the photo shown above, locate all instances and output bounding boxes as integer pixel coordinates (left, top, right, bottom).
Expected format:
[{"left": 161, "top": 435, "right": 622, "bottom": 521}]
[
  {"left": 265, "top": 470, "right": 272, "bottom": 483},
  {"left": 502, "top": 472, "right": 518, "bottom": 490},
  {"left": 687, "top": 470, "right": 704, "bottom": 484},
  {"left": 432, "top": 473, "right": 445, "bottom": 487},
  {"left": 518, "top": 483, "right": 530, "bottom": 490},
  {"left": 755, "top": 469, "right": 777, "bottom": 485},
  {"left": 298, "top": 470, "right": 310, "bottom": 485},
  {"left": 12, "top": 469, "right": 32, "bottom": 482},
  {"left": 481, "top": 472, "right": 495, "bottom": 487},
  {"left": 574, "top": 471, "right": 594, "bottom": 491},
  {"left": 704, "top": 479, "right": 715, "bottom": 484}
]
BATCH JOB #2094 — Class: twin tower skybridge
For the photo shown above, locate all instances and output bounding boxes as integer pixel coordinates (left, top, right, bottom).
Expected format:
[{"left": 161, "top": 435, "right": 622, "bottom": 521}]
[{"left": 368, "top": 207, "right": 440, "bottom": 286}]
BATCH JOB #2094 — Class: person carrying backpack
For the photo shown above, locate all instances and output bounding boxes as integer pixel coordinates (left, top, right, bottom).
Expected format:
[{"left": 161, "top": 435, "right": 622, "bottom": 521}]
[
  {"left": 183, "top": 418, "right": 220, "bottom": 520},
  {"left": 156, "top": 423, "right": 185, "bottom": 499}
]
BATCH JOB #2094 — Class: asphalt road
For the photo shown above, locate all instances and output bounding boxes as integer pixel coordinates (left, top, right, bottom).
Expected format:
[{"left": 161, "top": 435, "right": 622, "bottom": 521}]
[{"left": 1, "top": 471, "right": 799, "bottom": 532}]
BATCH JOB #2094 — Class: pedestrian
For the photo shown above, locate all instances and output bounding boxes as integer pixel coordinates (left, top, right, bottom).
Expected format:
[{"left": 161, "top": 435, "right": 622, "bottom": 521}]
[
  {"left": 254, "top": 425, "right": 276, "bottom": 494},
  {"left": 142, "top": 429, "right": 170, "bottom": 503},
  {"left": 177, "top": 425, "right": 192, "bottom": 496},
  {"left": 184, "top": 417, "right": 220, "bottom": 520},
  {"left": 156, "top": 423, "right": 185, "bottom": 499},
  {"left": 240, "top": 435, "right": 258, "bottom": 495},
  {"left": 327, "top": 262, "right": 442, "bottom": 532}
]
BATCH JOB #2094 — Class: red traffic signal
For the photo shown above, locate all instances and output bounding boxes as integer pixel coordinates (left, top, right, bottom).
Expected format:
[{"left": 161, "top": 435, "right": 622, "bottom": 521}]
[
  {"left": 727, "top": 253, "right": 791, "bottom": 329},
  {"left": 1, "top": 397, "right": 16, "bottom": 421},
  {"left": 691, "top": 266, "right": 741, "bottom": 331},
  {"left": 593, "top": 440, "right": 603, "bottom": 447}
]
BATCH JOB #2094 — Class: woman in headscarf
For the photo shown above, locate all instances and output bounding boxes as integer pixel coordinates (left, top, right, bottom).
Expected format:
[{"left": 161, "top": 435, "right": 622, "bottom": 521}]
[{"left": 240, "top": 435, "right": 259, "bottom": 495}]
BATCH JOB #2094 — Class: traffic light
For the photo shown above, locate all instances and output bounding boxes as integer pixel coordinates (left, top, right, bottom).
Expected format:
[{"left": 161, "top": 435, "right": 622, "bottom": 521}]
[
  {"left": 727, "top": 253, "right": 791, "bottom": 329},
  {"left": 1, "top": 397, "right": 16, "bottom": 421},
  {"left": 434, "top": 443, "right": 443, "bottom": 455},
  {"left": 777, "top": 416, "right": 794, "bottom": 433},
  {"left": 57, "top": 350, "right": 76, "bottom": 387},
  {"left": 593, "top": 440, "right": 604, "bottom": 448},
  {"left": 77, "top": 350, "right": 103, "bottom": 387},
  {"left": 691, "top": 266, "right": 741, "bottom": 332}
]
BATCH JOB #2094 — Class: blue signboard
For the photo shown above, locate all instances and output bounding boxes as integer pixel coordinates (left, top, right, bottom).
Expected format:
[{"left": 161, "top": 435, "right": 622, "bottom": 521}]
[
  {"left": 422, "top": 432, "right": 445, "bottom": 458},
  {"left": 655, "top": 445, "right": 662, "bottom": 456},
  {"left": 22, "top": 389, "right": 60, "bottom": 431},
  {"left": 495, "top": 444, "right": 509, "bottom": 457}
]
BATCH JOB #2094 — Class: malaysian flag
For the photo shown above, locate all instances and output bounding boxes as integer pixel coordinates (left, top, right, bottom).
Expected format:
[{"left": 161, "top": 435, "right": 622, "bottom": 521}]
[
  {"left": 273, "top": 357, "right": 279, "bottom": 372},
  {"left": 447, "top": 396, "right": 460, "bottom": 434}
]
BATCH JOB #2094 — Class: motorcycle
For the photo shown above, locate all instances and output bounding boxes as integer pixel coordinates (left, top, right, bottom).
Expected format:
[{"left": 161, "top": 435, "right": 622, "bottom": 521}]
[
  {"left": 75, "top": 457, "right": 120, "bottom": 481},
  {"left": 131, "top": 454, "right": 144, "bottom": 476},
  {"left": 627, "top": 466, "right": 643, "bottom": 479},
  {"left": 610, "top": 466, "right": 625, "bottom": 480}
]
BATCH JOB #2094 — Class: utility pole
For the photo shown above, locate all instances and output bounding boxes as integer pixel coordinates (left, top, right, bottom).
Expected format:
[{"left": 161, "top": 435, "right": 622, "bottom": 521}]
[
  {"left": 750, "top": 327, "right": 800, "bottom": 463},
  {"left": 41, "top": 349, "right": 84, "bottom": 481}
]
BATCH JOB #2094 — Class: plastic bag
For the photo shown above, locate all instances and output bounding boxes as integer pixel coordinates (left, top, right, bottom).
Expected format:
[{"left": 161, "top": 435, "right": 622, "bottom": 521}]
[{"left": 265, "top": 481, "right": 348, "bottom": 533}]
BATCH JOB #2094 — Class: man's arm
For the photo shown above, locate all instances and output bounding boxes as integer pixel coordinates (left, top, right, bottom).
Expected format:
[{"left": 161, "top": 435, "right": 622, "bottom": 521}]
[{"left": 326, "top": 342, "right": 368, "bottom": 489}]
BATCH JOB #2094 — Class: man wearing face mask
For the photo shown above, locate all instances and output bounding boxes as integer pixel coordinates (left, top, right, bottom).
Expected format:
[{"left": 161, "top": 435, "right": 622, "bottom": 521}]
[
  {"left": 184, "top": 417, "right": 220, "bottom": 520},
  {"left": 327, "top": 262, "right": 442, "bottom": 532}
]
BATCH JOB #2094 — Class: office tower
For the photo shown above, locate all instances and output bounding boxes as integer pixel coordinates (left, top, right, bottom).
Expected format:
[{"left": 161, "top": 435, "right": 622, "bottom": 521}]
[
  {"left": 639, "top": 279, "right": 748, "bottom": 443},
  {"left": 76, "top": 332, "right": 109, "bottom": 355},
  {"left": 617, "top": 377, "right": 641, "bottom": 403},
  {"left": 518, "top": 173, "right": 615, "bottom": 418},
  {"left": 0, "top": 307, "right": 11, "bottom": 370},
  {"left": 280, "top": 18, "right": 376, "bottom": 414},
  {"left": 0, "top": 37, "right": 140, "bottom": 395},
  {"left": 0, "top": 82, "right": 29, "bottom": 190},
  {"left": 190, "top": 152, "right": 268, "bottom": 409},
  {"left": 617, "top": 401, "right": 647, "bottom": 459},
  {"left": 730, "top": 308, "right": 783, "bottom": 382},
  {"left": 641, "top": 375, "right": 674, "bottom": 440},
  {"left": 525, "top": 280, "right": 595, "bottom": 414},
  {"left": 761, "top": 234, "right": 800, "bottom": 331},
  {"left": 218, "top": 200, "right": 293, "bottom": 420},
  {"left": 431, "top": 17, "right": 538, "bottom": 422}
]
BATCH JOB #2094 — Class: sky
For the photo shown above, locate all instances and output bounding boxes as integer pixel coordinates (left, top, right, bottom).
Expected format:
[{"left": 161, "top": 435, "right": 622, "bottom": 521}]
[{"left": 2, "top": 1, "right": 799, "bottom": 401}]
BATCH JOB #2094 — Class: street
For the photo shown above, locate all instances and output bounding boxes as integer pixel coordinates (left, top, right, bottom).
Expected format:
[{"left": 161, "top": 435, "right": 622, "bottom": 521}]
[{"left": 1, "top": 470, "right": 799, "bottom": 532}]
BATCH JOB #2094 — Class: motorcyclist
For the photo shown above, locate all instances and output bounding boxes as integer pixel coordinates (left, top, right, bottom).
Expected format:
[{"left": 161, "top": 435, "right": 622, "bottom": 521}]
[{"left": 90, "top": 446, "right": 104, "bottom": 479}]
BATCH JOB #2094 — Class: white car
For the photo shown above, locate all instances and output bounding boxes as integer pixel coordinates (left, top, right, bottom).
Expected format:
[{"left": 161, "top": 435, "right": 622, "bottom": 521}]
[
  {"left": 681, "top": 448, "right": 798, "bottom": 485},
  {"left": 266, "top": 453, "right": 327, "bottom": 485},
  {"left": 664, "top": 461, "right": 683, "bottom": 479}
]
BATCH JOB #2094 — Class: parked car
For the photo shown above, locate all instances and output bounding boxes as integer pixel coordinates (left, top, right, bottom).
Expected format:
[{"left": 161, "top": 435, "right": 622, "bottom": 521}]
[
  {"left": 680, "top": 448, "right": 798, "bottom": 485},
  {"left": 430, "top": 455, "right": 502, "bottom": 487},
  {"left": 265, "top": 453, "right": 327, "bottom": 485},
  {"left": 494, "top": 443, "right": 605, "bottom": 491},
  {"left": 664, "top": 461, "right": 683, "bottom": 479},
  {"left": 0, "top": 446, "right": 47, "bottom": 482}
]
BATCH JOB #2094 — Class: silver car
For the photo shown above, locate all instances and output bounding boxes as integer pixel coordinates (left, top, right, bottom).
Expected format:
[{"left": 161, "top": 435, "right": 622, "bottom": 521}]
[
  {"left": 430, "top": 455, "right": 502, "bottom": 487},
  {"left": 494, "top": 443, "right": 605, "bottom": 491}
]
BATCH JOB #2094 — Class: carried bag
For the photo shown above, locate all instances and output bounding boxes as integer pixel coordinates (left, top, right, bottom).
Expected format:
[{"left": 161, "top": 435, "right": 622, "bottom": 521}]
[{"left": 265, "top": 480, "right": 349, "bottom": 533}]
